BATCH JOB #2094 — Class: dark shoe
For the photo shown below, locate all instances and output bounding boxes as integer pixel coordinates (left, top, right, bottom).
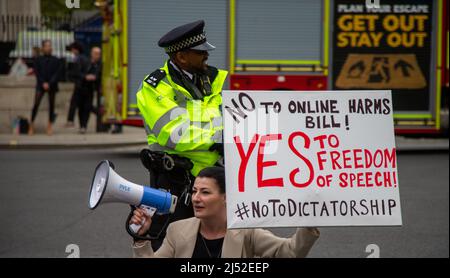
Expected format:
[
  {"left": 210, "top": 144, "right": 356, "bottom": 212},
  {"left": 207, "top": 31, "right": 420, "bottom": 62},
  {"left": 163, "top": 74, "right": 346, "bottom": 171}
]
[
  {"left": 91, "top": 106, "right": 98, "bottom": 115},
  {"left": 51, "top": 113, "right": 58, "bottom": 123},
  {"left": 111, "top": 125, "right": 123, "bottom": 134}
]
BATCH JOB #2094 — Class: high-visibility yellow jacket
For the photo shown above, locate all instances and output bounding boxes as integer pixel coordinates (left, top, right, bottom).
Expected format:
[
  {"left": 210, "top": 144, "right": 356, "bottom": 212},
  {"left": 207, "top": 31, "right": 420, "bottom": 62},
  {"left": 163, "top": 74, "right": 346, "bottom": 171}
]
[{"left": 136, "top": 61, "right": 227, "bottom": 176}]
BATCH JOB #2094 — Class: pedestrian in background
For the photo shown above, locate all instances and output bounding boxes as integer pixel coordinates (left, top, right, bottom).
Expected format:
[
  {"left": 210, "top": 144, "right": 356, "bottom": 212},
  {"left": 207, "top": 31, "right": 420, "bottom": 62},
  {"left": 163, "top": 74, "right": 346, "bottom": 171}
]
[
  {"left": 28, "top": 46, "right": 41, "bottom": 76},
  {"left": 65, "top": 41, "right": 90, "bottom": 134},
  {"left": 82, "top": 46, "right": 102, "bottom": 133},
  {"left": 28, "top": 40, "right": 62, "bottom": 135}
]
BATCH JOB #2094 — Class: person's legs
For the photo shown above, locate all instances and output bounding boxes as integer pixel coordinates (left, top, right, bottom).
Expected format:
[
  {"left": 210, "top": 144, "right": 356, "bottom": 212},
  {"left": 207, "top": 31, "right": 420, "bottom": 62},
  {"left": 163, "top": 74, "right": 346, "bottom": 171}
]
[
  {"left": 47, "top": 90, "right": 56, "bottom": 135},
  {"left": 29, "top": 90, "right": 45, "bottom": 135},
  {"left": 66, "top": 90, "right": 77, "bottom": 126},
  {"left": 83, "top": 90, "right": 94, "bottom": 130},
  {"left": 91, "top": 89, "right": 98, "bottom": 115},
  {"left": 77, "top": 93, "right": 87, "bottom": 133}
]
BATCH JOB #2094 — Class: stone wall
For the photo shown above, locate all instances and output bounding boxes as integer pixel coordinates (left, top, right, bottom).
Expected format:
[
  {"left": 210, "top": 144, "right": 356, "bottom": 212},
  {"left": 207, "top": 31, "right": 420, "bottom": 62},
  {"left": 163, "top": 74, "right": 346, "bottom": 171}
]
[{"left": 0, "top": 75, "right": 74, "bottom": 133}]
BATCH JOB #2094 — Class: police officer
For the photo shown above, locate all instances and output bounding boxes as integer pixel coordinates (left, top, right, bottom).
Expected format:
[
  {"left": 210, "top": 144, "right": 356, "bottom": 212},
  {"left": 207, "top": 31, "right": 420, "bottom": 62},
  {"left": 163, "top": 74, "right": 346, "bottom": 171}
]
[{"left": 135, "top": 20, "right": 227, "bottom": 249}]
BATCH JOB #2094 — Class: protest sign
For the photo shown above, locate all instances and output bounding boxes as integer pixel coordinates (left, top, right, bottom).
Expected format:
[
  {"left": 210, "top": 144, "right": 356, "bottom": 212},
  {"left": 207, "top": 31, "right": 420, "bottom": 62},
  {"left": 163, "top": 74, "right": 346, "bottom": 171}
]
[{"left": 222, "top": 90, "right": 402, "bottom": 228}]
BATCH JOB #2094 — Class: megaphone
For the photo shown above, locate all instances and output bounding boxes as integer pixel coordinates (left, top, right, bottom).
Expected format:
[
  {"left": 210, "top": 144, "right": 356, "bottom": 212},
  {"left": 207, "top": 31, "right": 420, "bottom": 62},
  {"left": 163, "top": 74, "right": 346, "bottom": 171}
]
[{"left": 88, "top": 160, "right": 177, "bottom": 214}]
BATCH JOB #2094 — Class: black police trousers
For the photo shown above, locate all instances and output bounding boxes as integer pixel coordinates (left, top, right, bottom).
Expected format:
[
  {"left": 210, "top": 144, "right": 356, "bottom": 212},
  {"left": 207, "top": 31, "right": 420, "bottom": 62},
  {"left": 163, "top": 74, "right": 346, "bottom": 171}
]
[{"left": 148, "top": 166, "right": 195, "bottom": 251}]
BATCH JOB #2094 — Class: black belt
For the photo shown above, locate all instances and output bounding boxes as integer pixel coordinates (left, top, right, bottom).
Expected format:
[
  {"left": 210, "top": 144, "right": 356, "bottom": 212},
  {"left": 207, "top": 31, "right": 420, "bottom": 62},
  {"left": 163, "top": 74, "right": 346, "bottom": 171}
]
[{"left": 140, "top": 149, "right": 193, "bottom": 174}]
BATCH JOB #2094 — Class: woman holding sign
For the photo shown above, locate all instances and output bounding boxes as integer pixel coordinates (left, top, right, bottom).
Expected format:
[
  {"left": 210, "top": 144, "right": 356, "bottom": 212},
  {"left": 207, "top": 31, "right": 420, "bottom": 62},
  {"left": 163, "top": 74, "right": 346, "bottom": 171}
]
[{"left": 130, "top": 167, "right": 320, "bottom": 258}]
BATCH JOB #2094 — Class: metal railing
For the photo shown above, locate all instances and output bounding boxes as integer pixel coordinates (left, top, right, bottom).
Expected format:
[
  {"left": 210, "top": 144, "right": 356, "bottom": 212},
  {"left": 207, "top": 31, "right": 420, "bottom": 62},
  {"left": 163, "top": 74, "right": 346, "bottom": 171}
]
[
  {"left": 1, "top": 14, "right": 103, "bottom": 59},
  {"left": 0, "top": 14, "right": 85, "bottom": 42},
  {"left": 8, "top": 30, "right": 75, "bottom": 59}
]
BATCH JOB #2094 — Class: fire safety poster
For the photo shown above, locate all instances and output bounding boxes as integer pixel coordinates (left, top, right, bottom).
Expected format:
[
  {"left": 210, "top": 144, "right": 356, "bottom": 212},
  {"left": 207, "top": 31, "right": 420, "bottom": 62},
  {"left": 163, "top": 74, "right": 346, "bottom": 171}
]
[{"left": 332, "top": 0, "right": 434, "bottom": 112}]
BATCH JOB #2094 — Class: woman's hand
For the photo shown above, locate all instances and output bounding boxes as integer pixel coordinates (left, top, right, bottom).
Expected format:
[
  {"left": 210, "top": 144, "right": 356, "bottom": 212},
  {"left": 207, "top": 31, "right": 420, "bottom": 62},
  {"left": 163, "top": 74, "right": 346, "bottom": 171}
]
[
  {"left": 306, "top": 227, "right": 320, "bottom": 237},
  {"left": 129, "top": 207, "right": 152, "bottom": 236},
  {"left": 85, "top": 74, "right": 96, "bottom": 81}
]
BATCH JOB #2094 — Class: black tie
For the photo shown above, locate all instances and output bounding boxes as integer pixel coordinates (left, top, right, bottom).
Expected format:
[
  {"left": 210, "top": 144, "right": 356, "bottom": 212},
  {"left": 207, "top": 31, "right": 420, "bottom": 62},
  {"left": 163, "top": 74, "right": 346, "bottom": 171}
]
[
  {"left": 195, "top": 74, "right": 212, "bottom": 96},
  {"left": 180, "top": 73, "right": 203, "bottom": 100}
]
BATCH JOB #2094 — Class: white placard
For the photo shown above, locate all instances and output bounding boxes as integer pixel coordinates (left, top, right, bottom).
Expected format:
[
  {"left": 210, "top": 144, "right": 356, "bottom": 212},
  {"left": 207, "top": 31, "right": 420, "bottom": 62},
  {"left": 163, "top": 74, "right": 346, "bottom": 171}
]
[{"left": 222, "top": 90, "right": 402, "bottom": 229}]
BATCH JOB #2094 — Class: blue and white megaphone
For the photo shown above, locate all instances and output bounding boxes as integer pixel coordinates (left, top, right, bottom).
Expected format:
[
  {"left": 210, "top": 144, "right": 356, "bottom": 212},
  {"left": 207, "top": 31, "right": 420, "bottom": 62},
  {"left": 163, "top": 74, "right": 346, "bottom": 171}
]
[{"left": 88, "top": 160, "right": 177, "bottom": 214}]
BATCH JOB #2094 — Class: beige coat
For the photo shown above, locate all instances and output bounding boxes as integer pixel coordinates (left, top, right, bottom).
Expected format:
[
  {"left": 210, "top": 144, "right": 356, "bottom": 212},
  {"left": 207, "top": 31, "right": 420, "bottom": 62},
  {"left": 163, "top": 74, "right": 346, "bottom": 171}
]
[{"left": 132, "top": 217, "right": 319, "bottom": 258}]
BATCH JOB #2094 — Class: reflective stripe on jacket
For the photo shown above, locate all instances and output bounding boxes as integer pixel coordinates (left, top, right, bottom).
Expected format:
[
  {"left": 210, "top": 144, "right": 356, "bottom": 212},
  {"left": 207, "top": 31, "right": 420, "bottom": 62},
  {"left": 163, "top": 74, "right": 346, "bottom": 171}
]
[{"left": 136, "top": 61, "right": 227, "bottom": 176}]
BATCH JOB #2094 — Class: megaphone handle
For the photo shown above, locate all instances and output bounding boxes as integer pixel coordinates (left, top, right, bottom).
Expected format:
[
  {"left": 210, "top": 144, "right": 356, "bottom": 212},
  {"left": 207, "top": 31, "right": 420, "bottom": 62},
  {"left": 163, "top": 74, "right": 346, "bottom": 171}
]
[
  {"left": 129, "top": 222, "right": 143, "bottom": 234},
  {"left": 128, "top": 205, "right": 156, "bottom": 234}
]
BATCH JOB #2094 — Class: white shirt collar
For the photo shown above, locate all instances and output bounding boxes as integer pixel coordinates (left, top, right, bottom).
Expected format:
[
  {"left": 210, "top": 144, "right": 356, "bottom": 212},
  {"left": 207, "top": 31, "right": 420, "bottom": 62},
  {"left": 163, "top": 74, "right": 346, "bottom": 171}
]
[{"left": 170, "top": 60, "right": 194, "bottom": 80}]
